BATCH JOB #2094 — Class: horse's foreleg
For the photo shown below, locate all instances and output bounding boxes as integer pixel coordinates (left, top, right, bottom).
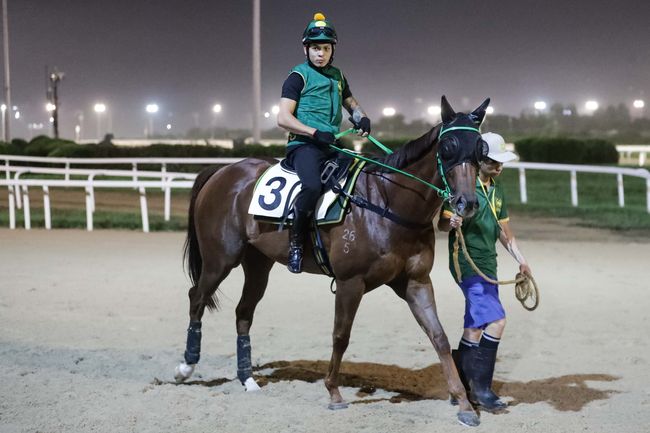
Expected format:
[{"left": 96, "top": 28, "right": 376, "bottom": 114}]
[
  {"left": 324, "top": 277, "right": 365, "bottom": 410},
  {"left": 404, "top": 280, "right": 480, "bottom": 427},
  {"left": 235, "top": 247, "right": 273, "bottom": 392}
]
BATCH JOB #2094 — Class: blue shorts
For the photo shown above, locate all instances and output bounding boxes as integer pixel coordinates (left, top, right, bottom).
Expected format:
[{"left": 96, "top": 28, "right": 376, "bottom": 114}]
[{"left": 458, "top": 275, "right": 506, "bottom": 329}]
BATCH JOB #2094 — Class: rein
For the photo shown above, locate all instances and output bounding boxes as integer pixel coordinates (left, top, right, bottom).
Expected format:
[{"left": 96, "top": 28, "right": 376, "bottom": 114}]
[
  {"left": 452, "top": 228, "right": 540, "bottom": 311},
  {"left": 332, "top": 129, "right": 453, "bottom": 201}
]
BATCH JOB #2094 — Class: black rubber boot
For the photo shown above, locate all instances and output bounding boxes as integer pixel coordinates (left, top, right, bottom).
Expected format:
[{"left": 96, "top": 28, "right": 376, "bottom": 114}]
[
  {"left": 450, "top": 346, "right": 471, "bottom": 406},
  {"left": 287, "top": 208, "right": 310, "bottom": 274},
  {"left": 464, "top": 345, "right": 507, "bottom": 413}
]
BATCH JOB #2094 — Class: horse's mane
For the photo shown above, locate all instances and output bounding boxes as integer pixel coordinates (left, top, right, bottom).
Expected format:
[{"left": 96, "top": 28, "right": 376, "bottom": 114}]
[{"left": 369, "top": 123, "right": 441, "bottom": 171}]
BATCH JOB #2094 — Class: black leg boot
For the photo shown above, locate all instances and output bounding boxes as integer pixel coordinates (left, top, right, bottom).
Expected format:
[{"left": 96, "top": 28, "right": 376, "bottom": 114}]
[
  {"left": 450, "top": 346, "right": 471, "bottom": 406},
  {"left": 465, "top": 345, "right": 507, "bottom": 413},
  {"left": 287, "top": 208, "right": 310, "bottom": 274}
]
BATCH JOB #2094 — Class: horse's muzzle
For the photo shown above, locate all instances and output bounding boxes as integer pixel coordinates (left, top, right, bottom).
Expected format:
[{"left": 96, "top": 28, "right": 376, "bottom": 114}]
[{"left": 451, "top": 194, "right": 478, "bottom": 218}]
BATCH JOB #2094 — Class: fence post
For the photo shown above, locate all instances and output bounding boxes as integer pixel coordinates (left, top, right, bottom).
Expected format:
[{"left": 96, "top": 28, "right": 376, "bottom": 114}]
[
  {"left": 164, "top": 178, "right": 171, "bottom": 222},
  {"left": 22, "top": 185, "right": 31, "bottom": 230},
  {"left": 570, "top": 170, "right": 578, "bottom": 207},
  {"left": 88, "top": 175, "right": 96, "bottom": 213},
  {"left": 14, "top": 173, "right": 21, "bottom": 209},
  {"left": 8, "top": 185, "right": 15, "bottom": 229},
  {"left": 43, "top": 185, "right": 51, "bottom": 230},
  {"left": 647, "top": 178, "right": 650, "bottom": 214},
  {"left": 85, "top": 186, "right": 94, "bottom": 231},
  {"left": 518, "top": 167, "right": 527, "bottom": 204},
  {"left": 132, "top": 163, "right": 138, "bottom": 184},
  {"left": 161, "top": 163, "right": 166, "bottom": 191},
  {"left": 139, "top": 186, "right": 149, "bottom": 233},
  {"left": 616, "top": 173, "right": 624, "bottom": 207},
  {"left": 65, "top": 161, "right": 70, "bottom": 181},
  {"left": 640, "top": 152, "right": 646, "bottom": 167}
]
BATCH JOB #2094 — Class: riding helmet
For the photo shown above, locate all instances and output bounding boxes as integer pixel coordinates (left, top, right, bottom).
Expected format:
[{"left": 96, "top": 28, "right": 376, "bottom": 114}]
[{"left": 302, "top": 12, "right": 338, "bottom": 45}]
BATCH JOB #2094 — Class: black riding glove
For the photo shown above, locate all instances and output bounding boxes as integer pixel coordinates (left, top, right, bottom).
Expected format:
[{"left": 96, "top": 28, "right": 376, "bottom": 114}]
[
  {"left": 349, "top": 115, "right": 371, "bottom": 134},
  {"left": 313, "top": 130, "right": 336, "bottom": 145},
  {"left": 357, "top": 117, "right": 371, "bottom": 134}
]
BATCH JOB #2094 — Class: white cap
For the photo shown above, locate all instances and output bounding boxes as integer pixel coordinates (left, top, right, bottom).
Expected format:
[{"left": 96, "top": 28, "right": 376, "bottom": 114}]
[{"left": 481, "top": 132, "right": 517, "bottom": 163}]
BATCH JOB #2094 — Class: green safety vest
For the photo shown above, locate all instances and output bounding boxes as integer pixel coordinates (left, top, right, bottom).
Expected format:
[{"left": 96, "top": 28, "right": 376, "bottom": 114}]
[
  {"left": 443, "top": 178, "right": 509, "bottom": 281},
  {"left": 287, "top": 61, "right": 345, "bottom": 147}
]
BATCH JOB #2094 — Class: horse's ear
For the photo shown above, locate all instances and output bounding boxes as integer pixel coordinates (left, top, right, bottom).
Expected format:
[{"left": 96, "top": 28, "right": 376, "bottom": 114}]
[
  {"left": 441, "top": 95, "right": 456, "bottom": 123},
  {"left": 470, "top": 98, "right": 491, "bottom": 126}
]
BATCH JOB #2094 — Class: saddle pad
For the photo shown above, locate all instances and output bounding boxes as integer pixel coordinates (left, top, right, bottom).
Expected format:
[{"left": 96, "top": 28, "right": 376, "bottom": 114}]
[{"left": 248, "top": 159, "right": 365, "bottom": 225}]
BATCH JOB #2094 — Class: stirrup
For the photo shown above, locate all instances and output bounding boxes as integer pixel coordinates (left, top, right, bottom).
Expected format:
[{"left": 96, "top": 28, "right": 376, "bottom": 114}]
[{"left": 288, "top": 244, "right": 303, "bottom": 274}]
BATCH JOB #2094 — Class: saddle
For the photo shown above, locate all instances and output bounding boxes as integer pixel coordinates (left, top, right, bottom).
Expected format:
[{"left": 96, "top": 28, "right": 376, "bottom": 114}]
[
  {"left": 248, "top": 154, "right": 364, "bottom": 279},
  {"left": 248, "top": 154, "right": 364, "bottom": 226}
]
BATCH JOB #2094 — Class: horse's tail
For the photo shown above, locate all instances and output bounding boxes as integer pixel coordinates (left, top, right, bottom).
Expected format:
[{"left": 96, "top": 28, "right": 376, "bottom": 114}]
[{"left": 183, "top": 165, "right": 222, "bottom": 288}]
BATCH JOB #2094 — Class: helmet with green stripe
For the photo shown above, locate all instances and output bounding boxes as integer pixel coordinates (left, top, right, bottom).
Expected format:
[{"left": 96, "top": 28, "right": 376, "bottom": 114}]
[{"left": 302, "top": 12, "right": 338, "bottom": 45}]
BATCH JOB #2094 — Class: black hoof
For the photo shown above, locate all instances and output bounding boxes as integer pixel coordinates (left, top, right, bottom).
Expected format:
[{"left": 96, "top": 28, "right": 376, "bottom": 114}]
[
  {"left": 457, "top": 410, "right": 480, "bottom": 427},
  {"left": 478, "top": 400, "right": 508, "bottom": 414}
]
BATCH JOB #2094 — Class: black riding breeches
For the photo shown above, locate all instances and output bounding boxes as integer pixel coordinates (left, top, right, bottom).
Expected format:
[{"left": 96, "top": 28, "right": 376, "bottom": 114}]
[{"left": 286, "top": 143, "right": 334, "bottom": 213}]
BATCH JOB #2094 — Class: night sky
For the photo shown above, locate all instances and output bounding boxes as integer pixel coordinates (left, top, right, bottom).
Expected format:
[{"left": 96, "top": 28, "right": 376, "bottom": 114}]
[{"left": 4, "top": 0, "right": 650, "bottom": 139}]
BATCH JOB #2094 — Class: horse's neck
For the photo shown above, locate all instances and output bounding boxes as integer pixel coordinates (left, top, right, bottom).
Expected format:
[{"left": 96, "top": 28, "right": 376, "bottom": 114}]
[{"left": 377, "top": 149, "right": 443, "bottom": 224}]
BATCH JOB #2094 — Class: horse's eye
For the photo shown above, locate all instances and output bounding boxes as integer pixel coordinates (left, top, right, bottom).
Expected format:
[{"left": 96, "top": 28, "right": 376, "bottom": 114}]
[{"left": 440, "top": 138, "right": 458, "bottom": 160}]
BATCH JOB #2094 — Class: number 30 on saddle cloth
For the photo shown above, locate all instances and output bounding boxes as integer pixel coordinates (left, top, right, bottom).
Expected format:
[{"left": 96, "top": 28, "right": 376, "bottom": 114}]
[{"left": 247, "top": 156, "right": 365, "bottom": 226}]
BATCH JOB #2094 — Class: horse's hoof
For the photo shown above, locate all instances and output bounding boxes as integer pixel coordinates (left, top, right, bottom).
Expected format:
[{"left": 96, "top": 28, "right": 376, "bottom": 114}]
[
  {"left": 243, "top": 377, "right": 261, "bottom": 392},
  {"left": 327, "top": 401, "right": 349, "bottom": 410},
  {"left": 174, "top": 363, "right": 195, "bottom": 383},
  {"left": 457, "top": 410, "right": 480, "bottom": 427}
]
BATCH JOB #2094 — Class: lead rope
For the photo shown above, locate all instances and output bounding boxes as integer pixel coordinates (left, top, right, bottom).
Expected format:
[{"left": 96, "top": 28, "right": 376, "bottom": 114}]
[{"left": 452, "top": 227, "right": 540, "bottom": 311}]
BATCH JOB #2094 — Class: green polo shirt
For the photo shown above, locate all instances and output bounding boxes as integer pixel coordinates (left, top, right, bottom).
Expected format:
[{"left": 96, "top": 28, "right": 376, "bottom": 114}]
[
  {"left": 442, "top": 178, "right": 509, "bottom": 281},
  {"left": 287, "top": 61, "right": 345, "bottom": 147}
]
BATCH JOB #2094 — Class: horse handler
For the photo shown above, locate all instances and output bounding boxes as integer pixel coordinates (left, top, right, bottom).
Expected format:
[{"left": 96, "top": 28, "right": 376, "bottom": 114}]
[
  {"left": 277, "top": 12, "right": 371, "bottom": 274},
  {"left": 437, "top": 132, "right": 532, "bottom": 413}
]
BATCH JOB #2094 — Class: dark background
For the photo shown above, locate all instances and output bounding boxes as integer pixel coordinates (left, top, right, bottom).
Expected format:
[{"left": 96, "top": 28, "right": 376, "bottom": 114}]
[{"left": 4, "top": 0, "right": 649, "bottom": 139}]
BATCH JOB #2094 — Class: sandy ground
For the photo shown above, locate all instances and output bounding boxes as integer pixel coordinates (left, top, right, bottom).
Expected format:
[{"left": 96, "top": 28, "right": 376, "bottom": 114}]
[{"left": 1, "top": 218, "right": 649, "bottom": 433}]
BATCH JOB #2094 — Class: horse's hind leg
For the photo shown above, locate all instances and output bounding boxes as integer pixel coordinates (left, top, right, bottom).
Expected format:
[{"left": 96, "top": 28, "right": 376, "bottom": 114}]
[
  {"left": 174, "top": 256, "right": 237, "bottom": 383},
  {"left": 391, "top": 277, "right": 480, "bottom": 427},
  {"left": 234, "top": 246, "right": 274, "bottom": 391}
]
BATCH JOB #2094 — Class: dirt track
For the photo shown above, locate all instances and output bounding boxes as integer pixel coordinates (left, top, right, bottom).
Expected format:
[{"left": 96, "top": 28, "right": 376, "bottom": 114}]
[{"left": 0, "top": 222, "right": 649, "bottom": 432}]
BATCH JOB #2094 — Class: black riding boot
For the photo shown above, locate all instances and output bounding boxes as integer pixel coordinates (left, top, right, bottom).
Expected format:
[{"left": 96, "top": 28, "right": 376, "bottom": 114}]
[
  {"left": 450, "top": 346, "right": 471, "bottom": 406},
  {"left": 287, "top": 208, "right": 310, "bottom": 274},
  {"left": 464, "top": 345, "right": 507, "bottom": 412}
]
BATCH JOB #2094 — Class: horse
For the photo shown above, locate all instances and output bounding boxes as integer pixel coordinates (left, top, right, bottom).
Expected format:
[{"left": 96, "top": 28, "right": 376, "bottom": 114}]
[{"left": 174, "top": 96, "right": 490, "bottom": 427}]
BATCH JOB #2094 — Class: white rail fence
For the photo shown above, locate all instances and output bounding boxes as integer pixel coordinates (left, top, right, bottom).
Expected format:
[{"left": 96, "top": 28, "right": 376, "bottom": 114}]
[
  {"left": 505, "top": 162, "right": 650, "bottom": 213},
  {"left": 1, "top": 164, "right": 196, "bottom": 232},
  {"left": 1, "top": 155, "right": 649, "bottom": 232},
  {"left": 616, "top": 145, "right": 650, "bottom": 167}
]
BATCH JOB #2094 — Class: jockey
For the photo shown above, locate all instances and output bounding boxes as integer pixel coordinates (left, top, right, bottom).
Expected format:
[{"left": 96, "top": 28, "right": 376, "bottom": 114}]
[{"left": 277, "top": 12, "right": 371, "bottom": 273}]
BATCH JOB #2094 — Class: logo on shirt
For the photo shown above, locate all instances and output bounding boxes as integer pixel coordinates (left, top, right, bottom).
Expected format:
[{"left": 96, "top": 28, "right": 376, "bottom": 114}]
[{"left": 495, "top": 197, "right": 503, "bottom": 215}]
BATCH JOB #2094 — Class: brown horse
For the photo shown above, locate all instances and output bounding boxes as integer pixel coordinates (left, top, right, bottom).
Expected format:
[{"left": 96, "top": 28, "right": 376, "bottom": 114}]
[{"left": 175, "top": 96, "right": 490, "bottom": 427}]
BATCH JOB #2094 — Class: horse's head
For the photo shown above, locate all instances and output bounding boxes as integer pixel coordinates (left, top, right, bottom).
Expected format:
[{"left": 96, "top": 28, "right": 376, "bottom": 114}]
[{"left": 437, "top": 96, "right": 491, "bottom": 218}]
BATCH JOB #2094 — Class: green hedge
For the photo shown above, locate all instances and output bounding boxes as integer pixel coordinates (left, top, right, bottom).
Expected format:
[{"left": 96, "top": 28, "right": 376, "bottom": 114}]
[
  {"left": 0, "top": 136, "right": 289, "bottom": 159},
  {"left": 514, "top": 137, "right": 618, "bottom": 164}
]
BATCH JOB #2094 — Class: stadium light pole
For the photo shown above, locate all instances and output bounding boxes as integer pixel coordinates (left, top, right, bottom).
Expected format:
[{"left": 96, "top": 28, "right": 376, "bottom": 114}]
[
  {"left": 252, "top": 0, "right": 261, "bottom": 144},
  {"left": 93, "top": 103, "right": 106, "bottom": 140},
  {"left": 211, "top": 103, "right": 222, "bottom": 139},
  {"left": 0, "top": 103, "right": 5, "bottom": 140},
  {"left": 2, "top": 0, "right": 12, "bottom": 142},
  {"left": 585, "top": 100, "right": 599, "bottom": 114},
  {"left": 145, "top": 103, "right": 159, "bottom": 138}
]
